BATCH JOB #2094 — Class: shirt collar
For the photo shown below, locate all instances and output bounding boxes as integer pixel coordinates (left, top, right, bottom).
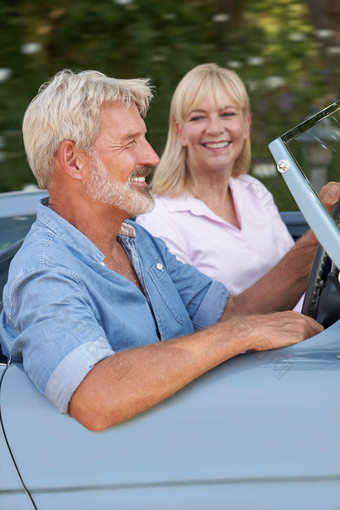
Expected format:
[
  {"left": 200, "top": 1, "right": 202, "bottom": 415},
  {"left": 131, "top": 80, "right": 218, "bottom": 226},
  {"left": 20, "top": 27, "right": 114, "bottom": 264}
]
[
  {"left": 118, "top": 221, "right": 136, "bottom": 237},
  {"left": 158, "top": 193, "right": 205, "bottom": 214},
  {"left": 158, "top": 177, "right": 246, "bottom": 216},
  {"left": 156, "top": 176, "right": 255, "bottom": 226},
  {"left": 37, "top": 198, "right": 136, "bottom": 260}
]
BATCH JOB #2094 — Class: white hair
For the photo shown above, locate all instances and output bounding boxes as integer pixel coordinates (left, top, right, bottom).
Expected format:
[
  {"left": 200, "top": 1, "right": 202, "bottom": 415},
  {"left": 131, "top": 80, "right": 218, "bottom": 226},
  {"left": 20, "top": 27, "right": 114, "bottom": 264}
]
[{"left": 22, "top": 69, "right": 154, "bottom": 189}]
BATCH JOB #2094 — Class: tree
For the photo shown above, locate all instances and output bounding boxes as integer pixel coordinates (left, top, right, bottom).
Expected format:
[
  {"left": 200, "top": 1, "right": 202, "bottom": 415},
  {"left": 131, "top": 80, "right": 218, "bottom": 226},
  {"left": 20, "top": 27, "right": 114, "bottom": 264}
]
[
  {"left": 0, "top": 0, "right": 337, "bottom": 209},
  {"left": 305, "top": 0, "right": 340, "bottom": 94}
]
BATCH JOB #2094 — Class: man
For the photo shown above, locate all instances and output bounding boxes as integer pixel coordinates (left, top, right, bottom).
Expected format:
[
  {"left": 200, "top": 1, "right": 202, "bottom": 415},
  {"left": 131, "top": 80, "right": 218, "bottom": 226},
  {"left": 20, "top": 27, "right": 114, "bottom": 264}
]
[{"left": 0, "top": 70, "right": 335, "bottom": 431}]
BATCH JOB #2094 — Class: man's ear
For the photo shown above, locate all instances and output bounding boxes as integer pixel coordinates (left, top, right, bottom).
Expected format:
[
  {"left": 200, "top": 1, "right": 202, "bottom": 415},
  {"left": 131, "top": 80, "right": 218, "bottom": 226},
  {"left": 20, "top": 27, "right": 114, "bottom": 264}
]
[
  {"left": 175, "top": 121, "right": 188, "bottom": 148},
  {"left": 57, "top": 140, "right": 88, "bottom": 180}
]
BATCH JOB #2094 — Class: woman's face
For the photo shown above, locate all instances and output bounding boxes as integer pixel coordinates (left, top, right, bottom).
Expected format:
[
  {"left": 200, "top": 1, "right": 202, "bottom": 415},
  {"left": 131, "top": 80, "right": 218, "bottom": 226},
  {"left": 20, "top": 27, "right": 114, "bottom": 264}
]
[{"left": 176, "top": 87, "right": 250, "bottom": 177}]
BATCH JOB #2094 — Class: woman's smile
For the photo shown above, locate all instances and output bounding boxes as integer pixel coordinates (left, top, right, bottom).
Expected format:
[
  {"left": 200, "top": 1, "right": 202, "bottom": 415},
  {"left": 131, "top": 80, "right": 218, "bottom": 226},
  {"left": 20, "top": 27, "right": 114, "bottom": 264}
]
[{"left": 177, "top": 89, "right": 250, "bottom": 176}]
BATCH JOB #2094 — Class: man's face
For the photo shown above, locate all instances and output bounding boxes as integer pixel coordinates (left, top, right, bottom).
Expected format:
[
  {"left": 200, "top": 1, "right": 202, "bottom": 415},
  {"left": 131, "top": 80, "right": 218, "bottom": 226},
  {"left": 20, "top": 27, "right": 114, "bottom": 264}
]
[{"left": 85, "top": 102, "right": 159, "bottom": 216}]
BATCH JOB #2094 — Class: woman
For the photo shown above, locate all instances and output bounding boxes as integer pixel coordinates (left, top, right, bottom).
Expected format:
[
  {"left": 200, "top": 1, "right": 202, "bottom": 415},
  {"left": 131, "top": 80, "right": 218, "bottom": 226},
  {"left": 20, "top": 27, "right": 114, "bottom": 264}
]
[{"left": 136, "top": 63, "right": 297, "bottom": 299}]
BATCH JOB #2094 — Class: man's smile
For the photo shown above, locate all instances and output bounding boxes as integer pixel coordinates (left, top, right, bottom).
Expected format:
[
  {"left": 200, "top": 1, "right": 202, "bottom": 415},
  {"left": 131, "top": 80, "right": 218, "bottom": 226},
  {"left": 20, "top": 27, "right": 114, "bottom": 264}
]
[{"left": 130, "top": 175, "right": 147, "bottom": 182}]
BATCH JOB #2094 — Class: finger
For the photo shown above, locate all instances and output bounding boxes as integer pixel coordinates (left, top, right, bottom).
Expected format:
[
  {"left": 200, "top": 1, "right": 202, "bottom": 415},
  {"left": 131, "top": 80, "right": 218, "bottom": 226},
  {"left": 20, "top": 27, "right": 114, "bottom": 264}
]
[
  {"left": 319, "top": 182, "right": 340, "bottom": 210},
  {"left": 300, "top": 314, "right": 324, "bottom": 337}
]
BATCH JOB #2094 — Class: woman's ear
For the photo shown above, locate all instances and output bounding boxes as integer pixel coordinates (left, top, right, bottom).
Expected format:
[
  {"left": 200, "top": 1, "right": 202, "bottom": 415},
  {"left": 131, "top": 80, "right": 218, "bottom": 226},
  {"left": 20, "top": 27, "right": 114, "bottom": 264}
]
[
  {"left": 57, "top": 140, "right": 87, "bottom": 180},
  {"left": 175, "top": 121, "right": 188, "bottom": 148}
]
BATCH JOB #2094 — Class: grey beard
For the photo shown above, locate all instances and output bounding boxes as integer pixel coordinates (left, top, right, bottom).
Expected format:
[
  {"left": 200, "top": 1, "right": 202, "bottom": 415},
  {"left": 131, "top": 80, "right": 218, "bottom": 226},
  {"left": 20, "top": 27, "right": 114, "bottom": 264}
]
[{"left": 85, "top": 152, "right": 155, "bottom": 216}]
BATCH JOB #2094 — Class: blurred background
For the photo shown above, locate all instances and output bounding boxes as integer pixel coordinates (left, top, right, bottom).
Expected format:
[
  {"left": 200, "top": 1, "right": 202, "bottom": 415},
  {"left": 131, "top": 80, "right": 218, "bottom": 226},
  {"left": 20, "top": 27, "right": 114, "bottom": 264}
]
[{"left": 1, "top": 0, "right": 340, "bottom": 209}]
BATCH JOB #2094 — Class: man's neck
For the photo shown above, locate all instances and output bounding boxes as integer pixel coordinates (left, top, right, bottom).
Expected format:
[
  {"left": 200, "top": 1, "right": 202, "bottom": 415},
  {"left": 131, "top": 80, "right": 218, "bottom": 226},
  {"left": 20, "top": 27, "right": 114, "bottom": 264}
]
[{"left": 48, "top": 190, "right": 129, "bottom": 259}]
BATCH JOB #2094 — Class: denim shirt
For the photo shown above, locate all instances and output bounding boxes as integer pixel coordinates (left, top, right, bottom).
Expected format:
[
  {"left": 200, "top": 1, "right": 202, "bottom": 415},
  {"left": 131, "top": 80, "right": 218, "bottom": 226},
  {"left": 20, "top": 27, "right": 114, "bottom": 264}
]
[{"left": 0, "top": 200, "right": 229, "bottom": 413}]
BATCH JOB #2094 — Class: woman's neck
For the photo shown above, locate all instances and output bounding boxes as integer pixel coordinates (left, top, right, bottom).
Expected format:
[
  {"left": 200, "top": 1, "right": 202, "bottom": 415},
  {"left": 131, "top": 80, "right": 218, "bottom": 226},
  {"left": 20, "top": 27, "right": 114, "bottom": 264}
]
[{"left": 193, "top": 178, "right": 240, "bottom": 229}]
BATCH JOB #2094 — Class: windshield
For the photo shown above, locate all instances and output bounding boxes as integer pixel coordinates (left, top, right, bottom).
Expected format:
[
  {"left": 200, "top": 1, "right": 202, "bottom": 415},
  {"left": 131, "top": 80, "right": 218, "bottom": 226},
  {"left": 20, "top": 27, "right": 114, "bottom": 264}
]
[{"left": 281, "top": 100, "right": 340, "bottom": 195}]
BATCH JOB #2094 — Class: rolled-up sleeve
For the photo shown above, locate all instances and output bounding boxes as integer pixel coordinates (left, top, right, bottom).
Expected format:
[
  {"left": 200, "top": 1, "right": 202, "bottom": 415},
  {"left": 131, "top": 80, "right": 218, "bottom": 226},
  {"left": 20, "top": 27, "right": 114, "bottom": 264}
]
[
  {"left": 45, "top": 338, "right": 114, "bottom": 413},
  {"left": 191, "top": 280, "right": 229, "bottom": 329},
  {"left": 5, "top": 267, "right": 115, "bottom": 413}
]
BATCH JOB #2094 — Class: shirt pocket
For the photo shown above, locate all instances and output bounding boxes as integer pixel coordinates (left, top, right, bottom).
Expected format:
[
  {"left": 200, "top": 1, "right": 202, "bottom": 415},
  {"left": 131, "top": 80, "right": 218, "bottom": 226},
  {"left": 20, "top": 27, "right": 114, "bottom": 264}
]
[{"left": 148, "top": 259, "right": 191, "bottom": 326}]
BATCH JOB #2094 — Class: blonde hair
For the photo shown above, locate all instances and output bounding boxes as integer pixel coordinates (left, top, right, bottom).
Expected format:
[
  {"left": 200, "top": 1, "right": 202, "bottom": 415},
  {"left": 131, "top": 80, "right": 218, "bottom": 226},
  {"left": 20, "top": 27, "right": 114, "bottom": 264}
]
[
  {"left": 23, "top": 69, "right": 153, "bottom": 189},
  {"left": 151, "top": 63, "right": 251, "bottom": 197}
]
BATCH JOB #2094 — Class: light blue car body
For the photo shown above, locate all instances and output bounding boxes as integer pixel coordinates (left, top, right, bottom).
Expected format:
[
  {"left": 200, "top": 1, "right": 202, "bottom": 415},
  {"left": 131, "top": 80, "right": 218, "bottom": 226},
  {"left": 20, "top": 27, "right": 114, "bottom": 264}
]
[{"left": 0, "top": 189, "right": 340, "bottom": 510}]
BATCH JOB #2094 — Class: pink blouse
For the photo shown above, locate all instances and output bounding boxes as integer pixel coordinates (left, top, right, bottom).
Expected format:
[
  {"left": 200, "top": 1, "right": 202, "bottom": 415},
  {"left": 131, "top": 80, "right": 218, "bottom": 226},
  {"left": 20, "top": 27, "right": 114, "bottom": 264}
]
[{"left": 137, "top": 175, "right": 296, "bottom": 298}]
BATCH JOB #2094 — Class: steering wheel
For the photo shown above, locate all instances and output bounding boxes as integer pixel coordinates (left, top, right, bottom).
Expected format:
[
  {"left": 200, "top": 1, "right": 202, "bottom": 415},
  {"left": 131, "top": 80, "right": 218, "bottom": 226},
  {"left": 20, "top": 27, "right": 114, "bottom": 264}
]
[{"left": 302, "top": 200, "right": 340, "bottom": 328}]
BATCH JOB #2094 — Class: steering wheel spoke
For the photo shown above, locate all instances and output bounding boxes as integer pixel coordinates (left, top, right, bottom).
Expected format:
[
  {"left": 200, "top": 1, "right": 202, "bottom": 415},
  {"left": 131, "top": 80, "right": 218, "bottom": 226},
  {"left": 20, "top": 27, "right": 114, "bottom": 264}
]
[{"left": 302, "top": 200, "right": 340, "bottom": 327}]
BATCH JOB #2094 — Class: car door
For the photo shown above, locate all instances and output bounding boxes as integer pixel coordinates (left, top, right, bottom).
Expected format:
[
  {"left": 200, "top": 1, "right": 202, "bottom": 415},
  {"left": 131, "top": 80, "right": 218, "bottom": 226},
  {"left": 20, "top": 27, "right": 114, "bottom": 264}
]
[{"left": 1, "top": 324, "right": 340, "bottom": 510}]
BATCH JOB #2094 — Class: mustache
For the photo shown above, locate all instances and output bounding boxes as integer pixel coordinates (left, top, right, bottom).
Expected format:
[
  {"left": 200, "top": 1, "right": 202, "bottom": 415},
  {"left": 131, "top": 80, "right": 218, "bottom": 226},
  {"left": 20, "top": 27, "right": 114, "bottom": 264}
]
[{"left": 130, "top": 166, "right": 151, "bottom": 179}]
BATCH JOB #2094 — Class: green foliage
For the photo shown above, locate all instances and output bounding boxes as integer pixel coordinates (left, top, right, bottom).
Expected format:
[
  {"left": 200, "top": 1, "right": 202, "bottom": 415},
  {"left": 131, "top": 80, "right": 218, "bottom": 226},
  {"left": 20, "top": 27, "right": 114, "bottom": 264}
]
[{"left": 0, "top": 0, "right": 338, "bottom": 207}]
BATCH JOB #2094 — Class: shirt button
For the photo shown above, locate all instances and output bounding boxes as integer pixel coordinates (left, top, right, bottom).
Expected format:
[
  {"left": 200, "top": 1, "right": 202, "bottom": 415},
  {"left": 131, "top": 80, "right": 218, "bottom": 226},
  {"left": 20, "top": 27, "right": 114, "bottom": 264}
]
[
  {"left": 100, "top": 261, "right": 106, "bottom": 266},
  {"left": 156, "top": 263, "right": 163, "bottom": 271}
]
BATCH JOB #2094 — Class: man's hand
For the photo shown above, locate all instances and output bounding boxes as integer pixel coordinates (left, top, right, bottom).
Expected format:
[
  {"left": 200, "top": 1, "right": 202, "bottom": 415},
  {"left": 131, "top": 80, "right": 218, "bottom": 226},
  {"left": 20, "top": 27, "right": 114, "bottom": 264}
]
[
  {"left": 226, "top": 311, "right": 323, "bottom": 352},
  {"left": 319, "top": 181, "right": 340, "bottom": 213}
]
